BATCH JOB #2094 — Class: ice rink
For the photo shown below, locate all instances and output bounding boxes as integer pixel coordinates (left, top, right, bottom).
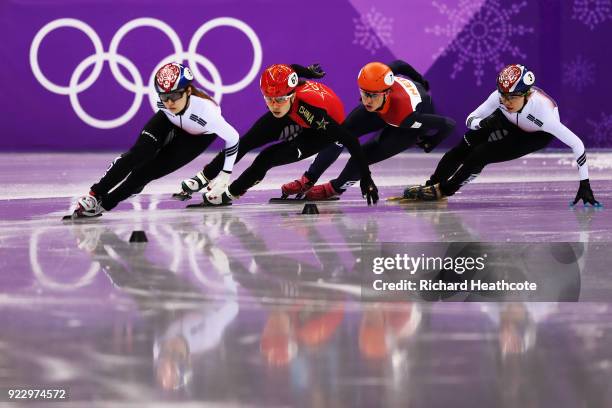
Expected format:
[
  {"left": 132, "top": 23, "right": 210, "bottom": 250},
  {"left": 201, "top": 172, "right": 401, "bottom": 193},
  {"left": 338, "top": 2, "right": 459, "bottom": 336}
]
[{"left": 1, "top": 151, "right": 612, "bottom": 406}]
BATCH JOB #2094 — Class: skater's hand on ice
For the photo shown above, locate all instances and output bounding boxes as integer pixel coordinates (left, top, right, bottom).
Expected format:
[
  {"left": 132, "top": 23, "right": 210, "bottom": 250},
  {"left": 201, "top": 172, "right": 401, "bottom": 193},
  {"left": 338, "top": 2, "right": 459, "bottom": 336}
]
[
  {"left": 572, "top": 179, "right": 602, "bottom": 207},
  {"left": 360, "top": 174, "right": 379, "bottom": 205}
]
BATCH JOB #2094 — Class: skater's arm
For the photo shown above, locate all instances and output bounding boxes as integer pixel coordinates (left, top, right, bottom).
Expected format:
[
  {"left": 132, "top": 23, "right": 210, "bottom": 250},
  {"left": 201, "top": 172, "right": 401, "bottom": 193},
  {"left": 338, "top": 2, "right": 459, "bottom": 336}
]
[
  {"left": 387, "top": 60, "right": 429, "bottom": 90},
  {"left": 328, "top": 120, "right": 379, "bottom": 204},
  {"left": 295, "top": 101, "right": 377, "bottom": 203},
  {"left": 466, "top": 91, "right": 500, "bottom": 130},
  {"left": 295, "top": 102, "right": 370, "bottom": 178},
  {"left": 400, "top": 113, "right": 456, "bottom": 152},
  {"left": 400, "top": 112, "right": 455, "bottom": 134},
  {"left": 545, "top": 117, "right": 600, "bottom": 205},
  {"left": 306, "top": 143, "right": 344, "bottom": 183},
  {"left": 324, "top": 117, "right": 370, "bottom": 178},
  {"left": 543, "top": 119, "right": 589, "bottom": 180},
  {"left": 290, "top": 63, "right": 325, "bottom": 79},
  {"left": 203, "top": 107, "right": 240, "bottom": 173}
]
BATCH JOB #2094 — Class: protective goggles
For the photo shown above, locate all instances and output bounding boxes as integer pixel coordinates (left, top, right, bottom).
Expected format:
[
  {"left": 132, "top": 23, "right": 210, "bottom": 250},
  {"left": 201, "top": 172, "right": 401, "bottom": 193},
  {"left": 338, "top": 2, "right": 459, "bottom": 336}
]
[
  {"left": 159, "top": 89, "right": 186, "bottom": 102},
  {"left": 359, "top": 89, "right": 387, "bottom": 99},
  {"left": 263, "top": 94, "right": 293, "bottom": 104}
]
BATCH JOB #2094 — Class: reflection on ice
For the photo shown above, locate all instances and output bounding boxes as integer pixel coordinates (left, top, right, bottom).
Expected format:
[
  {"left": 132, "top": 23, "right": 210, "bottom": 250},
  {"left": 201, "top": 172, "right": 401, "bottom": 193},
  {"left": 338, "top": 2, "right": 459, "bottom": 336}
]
[{"left": 1, "top": 153, "right": 612, "bottom": 405}]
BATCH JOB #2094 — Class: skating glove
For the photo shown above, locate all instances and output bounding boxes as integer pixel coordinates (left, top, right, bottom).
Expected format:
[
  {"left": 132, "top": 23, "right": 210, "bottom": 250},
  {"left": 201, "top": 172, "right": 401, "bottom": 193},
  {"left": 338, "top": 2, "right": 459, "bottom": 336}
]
[
  {"left": 360, "top": 173, "right": 379, "bottom": 205},
  {"left": 291, "top": 63, "right": 326, "bottom": 79},
  {"left": 207, "top": 170, "right": 232, "bottom": 201},
  {"left": 420, "top": 79, "right": 430, "bottom": 92},
  {"left": 572, "top": 179, "right": 601, "bottom": 207},
  {"left": 416, "top": 134, "right": 444, "bottom": 153},
  {"left": 478, "top": 109, "right": 507, "bottom": 131}
]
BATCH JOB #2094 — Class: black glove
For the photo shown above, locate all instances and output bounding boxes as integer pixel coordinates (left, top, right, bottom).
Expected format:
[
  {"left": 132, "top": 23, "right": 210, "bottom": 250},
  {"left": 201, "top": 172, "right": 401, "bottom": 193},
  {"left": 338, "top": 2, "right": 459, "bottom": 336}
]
[
  {"left": 572, "top": 179, "right": 601, "bottom": 206},
  {"left": 416, "top": 133, "right": 445, "bottom": 153},
  {"left": 291, "top": 63, "right": 326, "bottom": 79},
  {"left": 419, "top": 79, "right": 430, "bottom": 92},
  {"left": 306, "top": 63, "right": 325, "bottom": 78},
  {"left": 478, "top": 109, "right": 507, "bottom": 130},
  {"left": 360, "top": 173, "right": 379, "bottom": 205}
]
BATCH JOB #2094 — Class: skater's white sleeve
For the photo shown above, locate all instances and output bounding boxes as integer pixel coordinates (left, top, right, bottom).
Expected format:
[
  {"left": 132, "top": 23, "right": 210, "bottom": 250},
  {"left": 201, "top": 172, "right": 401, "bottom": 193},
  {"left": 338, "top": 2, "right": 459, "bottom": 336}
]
[
  {"left": 203, "top": 104, "right": 240, "bottom": 173},
  {"left": 540, "top": 109, "right": 589, "bottom": 180},
  {"left": 466, "top": 91, "right": 499, "bottom": 130}
]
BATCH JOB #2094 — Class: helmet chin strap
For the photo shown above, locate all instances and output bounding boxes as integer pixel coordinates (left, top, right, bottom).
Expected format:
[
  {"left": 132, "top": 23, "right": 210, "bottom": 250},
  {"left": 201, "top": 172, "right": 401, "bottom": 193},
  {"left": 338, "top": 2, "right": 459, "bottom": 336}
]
[
  {"left": 176, "top": 92, "right": 191, "bottom": 116},
  {"left": 517, "top": 92, "right": 530, "bottom": 113},
  {"left": 285, "top": 93, "right": 296, "bottom": 115},
  {"left": 375, "top": 93, "right": 389, "bottom": 112}
]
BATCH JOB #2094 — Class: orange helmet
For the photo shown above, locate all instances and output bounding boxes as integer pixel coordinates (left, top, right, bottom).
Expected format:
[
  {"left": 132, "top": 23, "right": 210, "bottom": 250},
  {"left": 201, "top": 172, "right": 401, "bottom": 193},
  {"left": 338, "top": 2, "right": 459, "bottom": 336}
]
[{"left": 357, "top": 62, "right": 394, "bottom": 92}]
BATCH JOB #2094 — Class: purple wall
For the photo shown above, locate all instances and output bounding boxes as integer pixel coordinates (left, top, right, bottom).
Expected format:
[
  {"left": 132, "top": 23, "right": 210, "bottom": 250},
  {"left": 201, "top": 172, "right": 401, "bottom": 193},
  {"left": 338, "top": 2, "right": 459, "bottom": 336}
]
[{"left": 1, "top": 0, "right": 610, "bottom": 150}]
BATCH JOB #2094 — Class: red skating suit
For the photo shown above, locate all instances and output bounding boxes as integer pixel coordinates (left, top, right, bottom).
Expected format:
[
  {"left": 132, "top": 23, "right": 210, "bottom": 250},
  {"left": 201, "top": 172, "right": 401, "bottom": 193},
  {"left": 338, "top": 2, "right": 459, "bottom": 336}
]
[
  {"left": 376, "top": 77, "right": 424, "bottom": 128},
  {"left": 288, "top": 81, "right": 346, "bottom": 129}
]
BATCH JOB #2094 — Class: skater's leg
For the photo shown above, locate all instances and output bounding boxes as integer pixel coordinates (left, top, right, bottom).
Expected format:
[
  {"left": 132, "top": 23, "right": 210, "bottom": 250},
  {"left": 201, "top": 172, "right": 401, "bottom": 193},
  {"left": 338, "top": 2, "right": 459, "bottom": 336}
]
[
  {"left": 304, "top": 105, "right": 385, "bottom": 183},
  {"left": 202, "top": 112, "right": 289, "bottom": 180},
  {"left": 229, "top": 130, "right": 333, "bottom": 197},
  {"left": 440, "top": 131, "right": 553, "bottom": 196},
  {"left": 303, "top": 142, "right": 344, "bottom": 183},
  {"left": 103, "top": 133, "right": 215, "bottom": 210},
  {"left": 91, "top": 111, "right": 174, "bottom": 196},
  {"left": 329, "top": 127, "right": 419, "bottom": 193},
  {"left": 427, "top": 128, "right": 490, "bottom": 186}
]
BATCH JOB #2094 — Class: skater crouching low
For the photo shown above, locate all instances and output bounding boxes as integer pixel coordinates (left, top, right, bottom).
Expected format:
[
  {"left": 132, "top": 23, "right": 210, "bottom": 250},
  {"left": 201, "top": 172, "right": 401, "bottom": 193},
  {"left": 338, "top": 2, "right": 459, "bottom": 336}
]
[
  {"left": 70, "top": 62, "right": 239, "bottom": 218},
  {"left": 403, "top": 64, "right": 601, "bottom": 207}
]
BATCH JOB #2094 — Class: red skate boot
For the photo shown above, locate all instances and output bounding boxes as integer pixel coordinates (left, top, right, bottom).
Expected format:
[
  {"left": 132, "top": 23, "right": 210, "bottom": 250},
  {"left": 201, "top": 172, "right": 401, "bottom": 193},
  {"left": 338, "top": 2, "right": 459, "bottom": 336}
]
[
  {"left": 305, "top": 182, "right": 340, "bottom": 201},
  {"left": 280, "top": 175, "right": 314, "bottom": 199}
]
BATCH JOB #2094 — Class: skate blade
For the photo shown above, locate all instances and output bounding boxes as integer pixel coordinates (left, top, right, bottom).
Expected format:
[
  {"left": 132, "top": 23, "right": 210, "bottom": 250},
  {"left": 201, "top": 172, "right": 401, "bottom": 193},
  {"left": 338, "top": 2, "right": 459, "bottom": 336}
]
[
  {"left": 171, "top": 192, "right": 192, "bottom": 201},
  {"left": 61, "top": 213, "right": 102, "bottom": 222},
  {"left": 186, "top": 202, "right": 232, "bottom": 208},
  {"left": 386, "top": 196, "right": 416, "bottom": 202},
  {"left": 269, "top": 197, "right": 340, "bottom": 204}
]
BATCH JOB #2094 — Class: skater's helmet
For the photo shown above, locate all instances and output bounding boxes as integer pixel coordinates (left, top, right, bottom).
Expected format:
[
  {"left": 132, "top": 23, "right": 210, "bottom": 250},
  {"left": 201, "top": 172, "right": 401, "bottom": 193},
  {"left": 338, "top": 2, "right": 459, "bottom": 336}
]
[
  {"left": 358, "top": 62, "right": 394, "bottom": 93},
  {"left": 260, "top": 64, "right": 299, "bottom": 97},
  {"left": 497, "top": 64, "right": 535, "bottom": 96},
  {"left": 154, "top": 62, "right": 194, "bottom": 94}
]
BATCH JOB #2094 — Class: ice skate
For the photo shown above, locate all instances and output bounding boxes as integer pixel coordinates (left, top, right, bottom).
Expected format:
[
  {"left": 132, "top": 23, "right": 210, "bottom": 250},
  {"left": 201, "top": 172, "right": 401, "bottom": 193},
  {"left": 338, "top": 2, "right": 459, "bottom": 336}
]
[
  {"left": 415, "top": 183, "right": 445, "bottom": 201},
  {"left": 172, "top": 171, "right": 209, "bottom": 201},
  {"left": 280, "top": 175, "right": 314, "bottom": 199},
  {"left": 188, "top": 187, "right": 234, "bottom": 208},
  {"left": 63, "top": 193, "right": 104, "bottom": 221},
  {"left": 305, "top": 182, "right": 340, "bottom": 201}
]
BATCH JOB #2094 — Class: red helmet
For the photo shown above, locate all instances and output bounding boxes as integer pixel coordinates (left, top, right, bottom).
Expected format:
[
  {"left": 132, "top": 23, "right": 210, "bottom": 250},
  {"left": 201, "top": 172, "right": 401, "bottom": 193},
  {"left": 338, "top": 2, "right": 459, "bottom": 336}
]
[{"left": 260, "top": 64, "right": 299, "bottom": 97}]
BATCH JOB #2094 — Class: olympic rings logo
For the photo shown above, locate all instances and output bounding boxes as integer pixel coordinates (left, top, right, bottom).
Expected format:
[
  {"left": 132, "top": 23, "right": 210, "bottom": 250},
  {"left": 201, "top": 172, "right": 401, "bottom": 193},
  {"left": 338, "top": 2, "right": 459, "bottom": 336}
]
[{"left": 30, "top": 17, "right": 263, "bottom": 129}]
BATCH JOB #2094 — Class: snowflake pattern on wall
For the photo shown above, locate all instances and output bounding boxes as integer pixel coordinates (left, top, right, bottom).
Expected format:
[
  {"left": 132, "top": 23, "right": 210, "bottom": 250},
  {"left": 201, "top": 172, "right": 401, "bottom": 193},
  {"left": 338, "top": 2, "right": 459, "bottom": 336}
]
[
  {"left": 563, "top": 55, "right": 595, "bottom": 92},
  {"left": 587, "top": 113, "right": 612, "bottom": 147},
  {"left": 353, "top": 7, "right": 394, "bottom": 55},
  {"left": 425, "top": 0, "right": 534, "bottom": 86},
  {"left": 572, "top": 0, "right": 612, "bottom": 30}
]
